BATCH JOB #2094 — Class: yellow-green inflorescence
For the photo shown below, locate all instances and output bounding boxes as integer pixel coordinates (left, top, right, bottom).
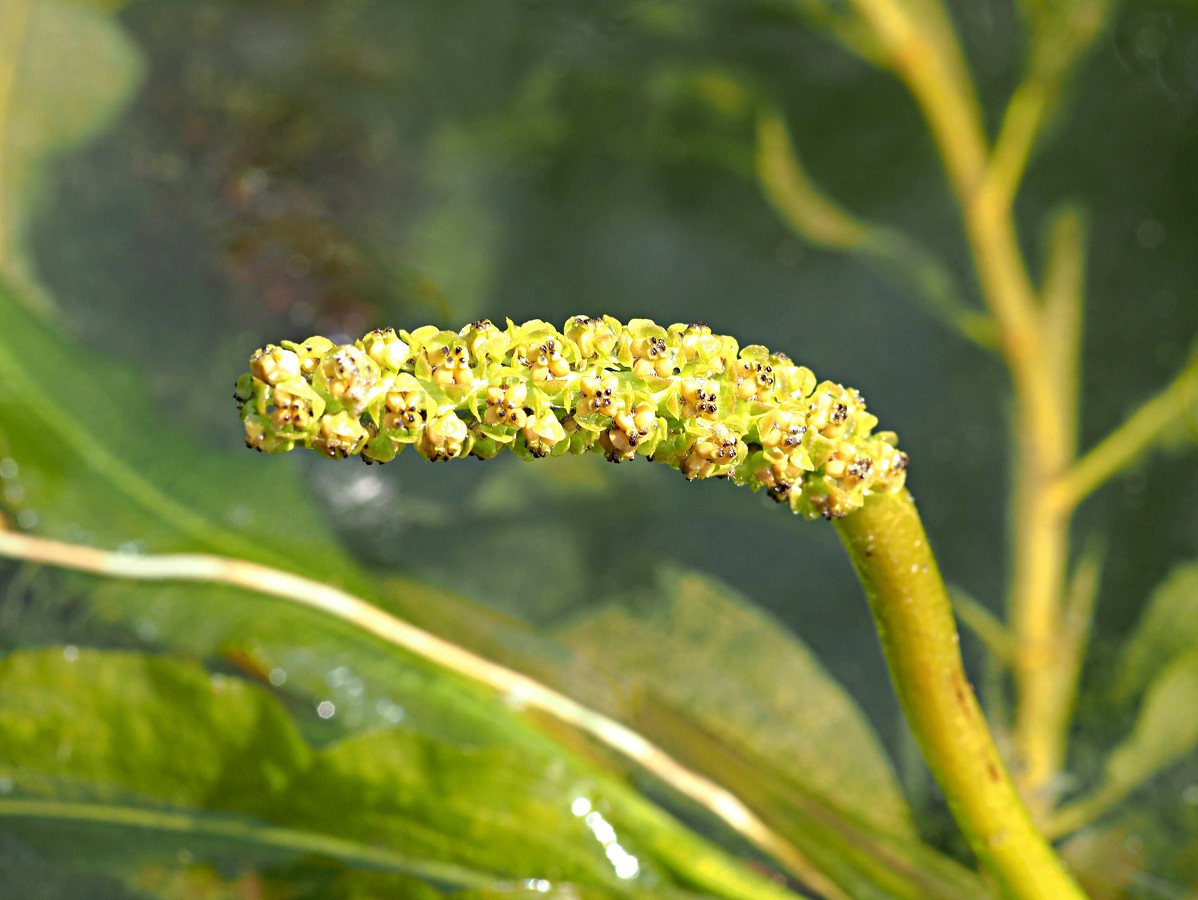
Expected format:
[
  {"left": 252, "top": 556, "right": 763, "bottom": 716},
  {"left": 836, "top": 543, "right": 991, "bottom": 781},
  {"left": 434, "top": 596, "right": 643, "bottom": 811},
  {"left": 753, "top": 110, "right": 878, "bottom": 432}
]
[{"left": 236, "top": 317, "right": 908, "bottom": 519}]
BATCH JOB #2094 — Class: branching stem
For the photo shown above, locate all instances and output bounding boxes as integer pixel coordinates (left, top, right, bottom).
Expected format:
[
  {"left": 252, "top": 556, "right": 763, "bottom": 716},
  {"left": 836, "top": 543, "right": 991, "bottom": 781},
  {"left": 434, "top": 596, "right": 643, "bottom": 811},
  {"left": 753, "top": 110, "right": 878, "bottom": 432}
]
[{"left": 1053, "top": 358, "right": 1198, "bottom": 511}]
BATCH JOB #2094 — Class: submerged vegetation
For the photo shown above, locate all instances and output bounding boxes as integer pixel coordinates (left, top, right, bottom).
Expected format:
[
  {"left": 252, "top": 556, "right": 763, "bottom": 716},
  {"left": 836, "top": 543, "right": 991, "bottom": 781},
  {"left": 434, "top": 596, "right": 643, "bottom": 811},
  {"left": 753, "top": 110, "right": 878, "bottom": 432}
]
[{"left": 0, "top": 0, "right": 1197, "bottom": 898}]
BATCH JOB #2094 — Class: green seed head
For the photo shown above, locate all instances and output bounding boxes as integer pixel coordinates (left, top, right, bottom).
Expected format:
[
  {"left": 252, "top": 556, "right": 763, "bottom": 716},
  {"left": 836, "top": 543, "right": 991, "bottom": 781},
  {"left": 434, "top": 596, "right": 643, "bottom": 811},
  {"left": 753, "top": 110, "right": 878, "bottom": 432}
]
[{"left": 238, "top": 316, "right": 908, "bottom": 518}]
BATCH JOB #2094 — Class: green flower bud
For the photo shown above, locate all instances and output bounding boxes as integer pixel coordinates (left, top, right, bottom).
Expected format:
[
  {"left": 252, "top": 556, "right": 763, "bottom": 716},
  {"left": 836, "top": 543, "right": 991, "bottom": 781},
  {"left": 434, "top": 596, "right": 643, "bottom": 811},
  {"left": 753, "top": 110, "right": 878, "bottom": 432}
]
[
  {"left": 237, "top": 316, "right": 908, "bottom": 519},
  {"left": 511, "top": 319, "right": 573, "bottom": 383},
  {"left": 414, "top": 331, "right": 473, "bottom": 388},
  {"left": 771, "top": 357, "right": 817, "bottom": 403},
  {"left": 270, "top": 383, "right": 317, "bottom": 432},
  {"left": 362, "top": 430, "right": 400, "bottom": 464},
  {"left": 677, "top": 378, "right": 722, "bottom": 421},
  {"left": 468, "top": 425, "right": 505, "bottom": 460},
  {"left": 621, "top": 319, "right": 678, "bottom": 381},
  {"left": 668, "top": 322, "right": 724, "bottom": 367},
  {"left": 729, "top": 346, "right": 776, "bottom": 403},
  {"left": 382, "top": 382, "right": 428, "bottom": 434},
  {"left": 244, "top": 413, "right": 293, "bottom": 453},
  {"left": 577, "top": 374, "right": 619, "bottom": 417},
  {"left": 233, "top": 372, "right": 255, "bottom": 410},
  {"left": 483, "top": 381, "right": 529, "bottom": 429},
  {"left": 756, "top": 407, "right": 808, "bottom": 452}
]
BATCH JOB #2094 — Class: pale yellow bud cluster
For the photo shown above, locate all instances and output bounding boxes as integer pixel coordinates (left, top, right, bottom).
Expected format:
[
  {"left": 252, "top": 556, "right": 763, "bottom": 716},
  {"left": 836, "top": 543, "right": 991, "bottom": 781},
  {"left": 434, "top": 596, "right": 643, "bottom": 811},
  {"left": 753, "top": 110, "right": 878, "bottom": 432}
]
[
  {"left": 271, "top": 387, "right": 314, "bottom": 431},
  {"left": 605, "top": 402, "right": 660, "bottom": 460},
  {"left": 679, "top": 379, "right": 720, "bottom": 420},
  {"left": 250, "top": 345, "right": 301, "bottom": 386},
  {"left": 236, "top": 316, "right": 908, "bottom": 519},
  {"left": 484, "top": 382, "right": 530, "bottom": 428},
  {"left": 383, "top": 384, "right": 425, "bottom": 432},
  {"left": 319, "top": 346, "right": 378, "bottom": 415},
  {"left": 577, "top": 375, "right": 618, "bottom": 417},
  {"left": 361, "top": 327, "right": 411, "bottom": 372},
  {"left": 418, "top": 412, "right": 469, "bottom": 461}
]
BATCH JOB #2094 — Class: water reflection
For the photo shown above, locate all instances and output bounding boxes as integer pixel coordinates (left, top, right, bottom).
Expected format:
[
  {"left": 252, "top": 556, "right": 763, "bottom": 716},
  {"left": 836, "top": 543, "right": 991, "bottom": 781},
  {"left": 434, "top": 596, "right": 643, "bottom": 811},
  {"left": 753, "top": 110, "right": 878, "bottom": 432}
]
[{"left": 570, "top": 797, "right": 640, "bottom": 880}]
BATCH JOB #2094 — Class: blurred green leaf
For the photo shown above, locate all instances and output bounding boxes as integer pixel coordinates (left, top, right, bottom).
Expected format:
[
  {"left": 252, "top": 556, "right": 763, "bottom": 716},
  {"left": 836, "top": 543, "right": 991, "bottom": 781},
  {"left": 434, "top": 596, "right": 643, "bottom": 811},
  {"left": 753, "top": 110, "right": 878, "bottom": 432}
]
[
  {"left": 1058, "top": 823, "right": 1147, "bottom": 900},
  {"left": 0, "top": 282, "right": 548, "bottom": 739},
  {"left": 557, "top": 568, "right": 990, "bottom": 897},
  {"left": 1052, "top": 645, "right": 1198, "bottom": 842},
  {"left": 0, "top": 647, "right": 310, "bottom": 807},
  {"left": 404, "top": 125, "right": 503, "bottom": 322},
  {"left": 636, "top": 699, "right": 994, "bottom": 900},
  {"left": 0, "top": 0, "right": 142, "bottom": 298},
  {"left": 0, "top": 647, "right": 714, "bottom": 897},
  {"left": 1113, "top": 559, "right": 1198, "bottom": 701},
  {"left": 1105, "top": 647, "right": 1198, "bottom": 803},
  {"left": 0, "top": 281, "right": 366, "bottom": 580},
  {"left": 0, "top": 647, "right": 500, "bottom": 890},
  {"left": 560, "top": 567, "right": 913, "bottom": 836},
  {"left": 1057, "top": 765, "right": 1198, "bottom": 900}
]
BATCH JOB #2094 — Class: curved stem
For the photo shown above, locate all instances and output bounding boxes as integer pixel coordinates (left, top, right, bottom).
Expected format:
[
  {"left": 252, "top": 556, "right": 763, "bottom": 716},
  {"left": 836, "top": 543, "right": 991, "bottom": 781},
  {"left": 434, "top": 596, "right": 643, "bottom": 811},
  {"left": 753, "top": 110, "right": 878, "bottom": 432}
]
[
  {"left": 755, "top": 110, "right": 997, "bottom": 350},
  {"left": 835, "top": 490, "right": 1085, "bottom": 900}
]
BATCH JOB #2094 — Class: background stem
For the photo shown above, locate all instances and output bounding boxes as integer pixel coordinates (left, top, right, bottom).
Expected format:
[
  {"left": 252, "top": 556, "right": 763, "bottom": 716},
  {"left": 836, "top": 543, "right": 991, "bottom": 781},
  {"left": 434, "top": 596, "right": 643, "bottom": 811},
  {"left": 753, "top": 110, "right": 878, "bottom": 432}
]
[{"left": 835, "top": 490, "right": 1085, "bottom": 900}]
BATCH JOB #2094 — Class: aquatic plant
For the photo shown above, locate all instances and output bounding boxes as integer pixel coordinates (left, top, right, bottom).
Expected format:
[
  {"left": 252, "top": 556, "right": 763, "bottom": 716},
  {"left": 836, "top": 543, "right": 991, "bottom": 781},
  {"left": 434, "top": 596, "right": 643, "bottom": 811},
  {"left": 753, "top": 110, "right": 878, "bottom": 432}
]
[
  {"left": 3, "top": 0, "right": 1197, "bottom": 897},
  {"left": 236, "top": 315, "right": 1084, "bottom": 900}
]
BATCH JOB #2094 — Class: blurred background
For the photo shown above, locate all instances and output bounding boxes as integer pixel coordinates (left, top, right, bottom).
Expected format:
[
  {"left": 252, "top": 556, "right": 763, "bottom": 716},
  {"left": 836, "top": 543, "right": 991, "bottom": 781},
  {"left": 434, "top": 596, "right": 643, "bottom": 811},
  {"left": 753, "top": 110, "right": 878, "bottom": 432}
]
[{"left": 1, "top": 0, "right": 1197, "bottom": 897}]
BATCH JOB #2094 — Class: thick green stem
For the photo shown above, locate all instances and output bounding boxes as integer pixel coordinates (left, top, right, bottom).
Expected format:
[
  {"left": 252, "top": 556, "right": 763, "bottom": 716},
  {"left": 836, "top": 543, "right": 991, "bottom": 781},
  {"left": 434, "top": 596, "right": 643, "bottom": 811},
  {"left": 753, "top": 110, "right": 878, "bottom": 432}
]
[{"left": 835, "top": 490, "right": 1085, "bottom": 900}]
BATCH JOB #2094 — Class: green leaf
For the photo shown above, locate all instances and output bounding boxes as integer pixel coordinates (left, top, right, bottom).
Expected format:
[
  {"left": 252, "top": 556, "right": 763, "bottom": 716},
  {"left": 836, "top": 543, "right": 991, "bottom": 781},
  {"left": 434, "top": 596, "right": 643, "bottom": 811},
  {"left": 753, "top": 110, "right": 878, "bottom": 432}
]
[
  {"left": 0, "top": 279, "right": 801, "bottom": 900},
  {"left": 0, "top": 0, "right": 143, "bottom": 297},
  {"left": 1105, "top": 647, "right": 1198, "bottom": 801},
  {"left": 634, "top": 698, "right": 994, "bottom": 900},
  {"left": 559, "top": 566, "right": 914, "bottom": 836},
  {"left": 284, "top": 730, "right": 651, "bottom": 890},
  {"left": 1052, "top": 646, "right": 1198, "bottom": 842},
  {"left": 557, "top": 568, "right": 990, "bottom": 898},
  {"left": 0, "top": 647, "right": 498, "bottom": 889},
  {"left": 0, "top": 647, "right": 713, "bottom": 898},
  {"left": 1057, "top": 762, "right": 1198, "bottom": 900},
  {"left": 1113, "top": 559, "right": 1198, "bottom": 701},
  {"left": 0, "top": 282, "right": 367, "bottom": 581},
  {"left": 0, "top": 647, "right": 311, "bottom": 808}
]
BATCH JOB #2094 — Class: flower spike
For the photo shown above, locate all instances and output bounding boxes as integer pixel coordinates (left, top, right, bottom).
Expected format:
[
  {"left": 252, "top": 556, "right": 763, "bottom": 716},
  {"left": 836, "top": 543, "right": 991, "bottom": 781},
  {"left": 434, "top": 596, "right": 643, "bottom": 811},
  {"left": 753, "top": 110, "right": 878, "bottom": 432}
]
[{"left": 237, "top": 317, "right": 908, "bottom": 519}]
